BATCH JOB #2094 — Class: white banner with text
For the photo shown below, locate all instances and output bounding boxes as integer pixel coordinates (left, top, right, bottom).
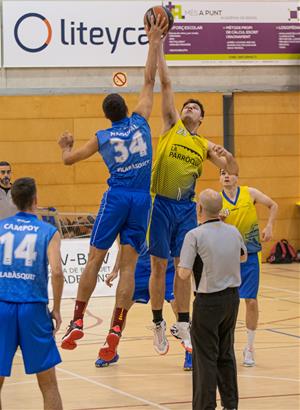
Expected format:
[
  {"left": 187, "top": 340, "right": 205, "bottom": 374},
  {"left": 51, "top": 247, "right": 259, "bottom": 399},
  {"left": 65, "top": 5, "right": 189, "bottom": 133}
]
[
  {"left": 3, "top": 1, "right": 159, "bottom": 67},
  {"left": 48, "top": 238, "right": 118, "bottom": 299},
  {"left": 3, "top": 1, "right": 299, "bottom": 67}
]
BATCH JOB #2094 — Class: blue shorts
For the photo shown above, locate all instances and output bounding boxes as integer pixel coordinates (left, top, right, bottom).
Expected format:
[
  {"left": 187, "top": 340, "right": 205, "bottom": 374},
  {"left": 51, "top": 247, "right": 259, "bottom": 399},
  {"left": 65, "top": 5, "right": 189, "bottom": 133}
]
[
  {"left": 133, "top": 252, "right": 175, "bottom": 303},
  {"left": 0, "top": 301, "right": 61, "bottom": 376},
  {"left": 91, "top": 188, "right": 151, "bottom": 253},
  {"left": 239, "top": 252, "right": 261, "bottom": 299},
  {"left": 149, "top": 195, "right": 197, "bottom": 258}
]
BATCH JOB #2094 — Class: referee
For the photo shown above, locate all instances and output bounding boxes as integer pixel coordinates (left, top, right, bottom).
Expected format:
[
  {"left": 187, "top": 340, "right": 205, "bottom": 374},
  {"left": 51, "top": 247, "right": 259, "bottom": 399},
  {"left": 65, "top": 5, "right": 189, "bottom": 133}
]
[{"left": 178, "top": 189, "right": 247, "bottom": 410}]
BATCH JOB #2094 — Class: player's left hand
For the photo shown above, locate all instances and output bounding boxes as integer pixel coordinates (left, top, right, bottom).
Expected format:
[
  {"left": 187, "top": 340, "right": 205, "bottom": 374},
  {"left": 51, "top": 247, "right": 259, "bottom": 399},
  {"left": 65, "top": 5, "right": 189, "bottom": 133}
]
[
  {"left": 261, "top": 225, "right": 272, "bottom": 242},
  {"left": 212, "top": 144, "right": 228, "bottom": 157},
  {"left": 51, "top": 310, "right": 62, "bottom": 335},
  {"left": 219, "top": 208, "right": 229, "bottom": 221}
]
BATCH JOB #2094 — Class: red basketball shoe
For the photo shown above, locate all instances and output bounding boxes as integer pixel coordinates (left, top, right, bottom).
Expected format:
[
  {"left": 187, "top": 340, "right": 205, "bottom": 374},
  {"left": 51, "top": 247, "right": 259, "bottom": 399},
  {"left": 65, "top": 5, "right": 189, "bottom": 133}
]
[
  {"left": 61, "top": 319, "right": 84, "bottom": 350},
  {"left": 98, "top": 326, "right": 121, "bottom": 362}
]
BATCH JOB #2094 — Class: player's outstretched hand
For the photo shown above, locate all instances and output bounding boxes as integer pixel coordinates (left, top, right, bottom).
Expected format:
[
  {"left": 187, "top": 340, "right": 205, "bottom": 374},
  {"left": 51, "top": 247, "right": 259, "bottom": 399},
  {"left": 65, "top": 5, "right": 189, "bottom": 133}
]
[
  {"left": 145, "top": 14, "right": 168, "bottom": 43},
  {"left": 59, "top": 131, "right": 74, "bottom": 150},
  {"left": 51, "top": 310, "right": 62, "bottom": 335},
  {"left": 105, "top": 270, "right": 119, "bottom": 287}
]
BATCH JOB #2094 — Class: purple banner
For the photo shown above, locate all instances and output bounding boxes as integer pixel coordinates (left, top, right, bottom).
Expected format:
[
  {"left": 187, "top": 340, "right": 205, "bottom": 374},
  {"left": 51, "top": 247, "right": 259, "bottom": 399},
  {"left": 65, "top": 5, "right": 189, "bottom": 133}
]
[{"left": 164, "top": 23, "right": 300, "bottom": 54}]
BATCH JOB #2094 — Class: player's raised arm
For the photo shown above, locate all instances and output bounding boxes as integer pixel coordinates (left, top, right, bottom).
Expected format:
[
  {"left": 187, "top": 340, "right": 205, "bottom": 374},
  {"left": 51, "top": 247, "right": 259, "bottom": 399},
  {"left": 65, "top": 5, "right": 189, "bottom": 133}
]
[
  {"left": 58, "top": 132, "right": 99, "bottom": 165},
  {"left": 207, "top": 141, "right": 239, "bottom": 175},
  {"left": 158, "top": 42, "right": 180, "bottom": 133},
  {"left": 134, "top": 15, "right": 167, "bottom": 120}
]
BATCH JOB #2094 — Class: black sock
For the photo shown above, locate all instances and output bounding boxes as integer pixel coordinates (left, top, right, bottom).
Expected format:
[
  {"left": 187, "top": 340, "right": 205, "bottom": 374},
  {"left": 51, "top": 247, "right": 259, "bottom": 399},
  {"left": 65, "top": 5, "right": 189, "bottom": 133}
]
[
  {"left": 178, "top": 312, "right": 190, "bottom": 322},
  {"left": 152, "top": 309, "right": 163, "bottom": 324}
]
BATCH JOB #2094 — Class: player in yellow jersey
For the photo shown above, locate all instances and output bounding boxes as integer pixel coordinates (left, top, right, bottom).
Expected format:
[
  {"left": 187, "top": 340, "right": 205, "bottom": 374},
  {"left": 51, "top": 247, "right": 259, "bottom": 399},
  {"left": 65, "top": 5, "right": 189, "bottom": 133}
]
[
  {"left": 220, "top": 170, "right": 278, "bottom": 366},
  {"left": 148, "top": 42, "right": 239, "bottom": 356}
]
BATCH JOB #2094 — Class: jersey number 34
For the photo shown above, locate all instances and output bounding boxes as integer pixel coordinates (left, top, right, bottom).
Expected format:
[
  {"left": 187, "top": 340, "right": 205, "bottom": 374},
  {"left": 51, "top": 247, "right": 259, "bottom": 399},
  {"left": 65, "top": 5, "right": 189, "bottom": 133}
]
[{"left": 110, "top": 131, "right": 148, "bottom": 164}]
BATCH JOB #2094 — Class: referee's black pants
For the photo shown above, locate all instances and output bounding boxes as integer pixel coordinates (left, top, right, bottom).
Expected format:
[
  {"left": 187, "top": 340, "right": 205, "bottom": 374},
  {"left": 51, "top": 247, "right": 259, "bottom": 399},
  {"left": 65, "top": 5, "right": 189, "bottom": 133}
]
[{"left": 191, "top": 287, "right": 240, "bottom": 410}]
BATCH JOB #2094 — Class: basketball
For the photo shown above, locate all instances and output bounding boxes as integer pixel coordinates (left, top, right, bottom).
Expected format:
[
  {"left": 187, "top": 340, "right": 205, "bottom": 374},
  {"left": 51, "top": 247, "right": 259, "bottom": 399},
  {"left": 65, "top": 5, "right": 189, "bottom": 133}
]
[{"left": 144, "top": 6, "right": 174, "bottom": 36}]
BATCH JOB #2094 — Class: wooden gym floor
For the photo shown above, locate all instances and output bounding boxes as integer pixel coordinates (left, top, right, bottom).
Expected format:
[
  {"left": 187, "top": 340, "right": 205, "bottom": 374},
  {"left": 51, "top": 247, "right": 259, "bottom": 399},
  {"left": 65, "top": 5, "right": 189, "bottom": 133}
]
[{"left": 2, "top": 263, "right": 299, "bottom": 410}]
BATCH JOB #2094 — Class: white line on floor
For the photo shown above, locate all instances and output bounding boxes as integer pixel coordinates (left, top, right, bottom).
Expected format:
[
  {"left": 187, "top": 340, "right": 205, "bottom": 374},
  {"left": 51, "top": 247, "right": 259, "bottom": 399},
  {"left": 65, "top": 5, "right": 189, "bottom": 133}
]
[{"left": 57, "top": 366, "right": 171, "bottom": 410}]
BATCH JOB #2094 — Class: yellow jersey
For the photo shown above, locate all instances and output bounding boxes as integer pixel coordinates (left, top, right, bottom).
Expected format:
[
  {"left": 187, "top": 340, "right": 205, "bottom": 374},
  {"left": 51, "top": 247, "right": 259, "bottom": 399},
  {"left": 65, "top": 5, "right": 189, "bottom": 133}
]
[
  {"left": 220, "top": 186, "right": 261, "bottom": 253},
  {"left": 151, "top": 119, "right": 208, "bottom": 201}
]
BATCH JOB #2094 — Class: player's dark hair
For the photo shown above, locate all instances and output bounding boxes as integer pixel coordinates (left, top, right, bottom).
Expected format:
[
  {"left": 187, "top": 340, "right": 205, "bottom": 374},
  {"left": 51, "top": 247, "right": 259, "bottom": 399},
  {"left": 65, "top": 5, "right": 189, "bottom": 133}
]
[
  {"left": 11, "top": 177, "right": 36, "bottom": 211},
  {"left": 181, "top": 99, "right": 205, "bottom": 118},
  {"left": 102, "top": 93, "right": 128, "bottom": 122},
  {"left": 0, "top": 161, "right": 11, "bottom": 168}
]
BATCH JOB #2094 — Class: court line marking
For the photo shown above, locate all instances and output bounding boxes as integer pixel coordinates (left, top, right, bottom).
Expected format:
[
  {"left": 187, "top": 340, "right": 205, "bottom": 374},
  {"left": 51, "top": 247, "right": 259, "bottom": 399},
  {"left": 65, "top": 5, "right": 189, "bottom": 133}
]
[
  {"left": 162, "top": 393, "right": 300, "bottom": 407},
  {"left": 56, "top": 366, "right": 171, "bottom": 410},
  {"left": 82, "top": 373, "right": 300, "bottom": 383},
  {"left": 13, "top": 353, "right": 169, "bottom": 408},
  {"left": 4, "top": 377, "right": 77, "bottom": 386},
  {"left": 259, "top": 315, "right": 300, "bottom": 326},
  {"left": 263, "top": 272, "right": 299, "bottom": 280},
  {"left": 6, "top": 372, "right": 300, "bottom": 387},
  {"left": 238, "top": 374, "right": 300, "bottom": 383},
  {"left": 260, "top": 285, "right": 300, "bottom": 295},
  {"left": 265, "top": 328, "right": 300, "bottom": 339}
]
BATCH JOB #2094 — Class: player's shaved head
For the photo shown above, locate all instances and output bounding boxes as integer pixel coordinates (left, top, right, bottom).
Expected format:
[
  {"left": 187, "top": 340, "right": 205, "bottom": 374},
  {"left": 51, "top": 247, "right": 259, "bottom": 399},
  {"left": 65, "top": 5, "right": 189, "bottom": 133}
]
[{"left": 199, "top": 189, "right": 222, "bottom": 218}]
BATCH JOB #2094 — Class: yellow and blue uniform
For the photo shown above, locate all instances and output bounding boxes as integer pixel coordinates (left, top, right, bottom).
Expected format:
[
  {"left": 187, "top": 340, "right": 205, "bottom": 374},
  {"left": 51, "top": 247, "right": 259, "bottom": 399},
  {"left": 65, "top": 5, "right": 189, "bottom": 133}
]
[
  {"left": 150, "top": 119, "right": 208, "bottom": 258},
  {"left": 220, "top": 186, "right": 261, "bottom": 298},
  {"left": 0, "top": 212, "right": 61, "bottom": 376}
]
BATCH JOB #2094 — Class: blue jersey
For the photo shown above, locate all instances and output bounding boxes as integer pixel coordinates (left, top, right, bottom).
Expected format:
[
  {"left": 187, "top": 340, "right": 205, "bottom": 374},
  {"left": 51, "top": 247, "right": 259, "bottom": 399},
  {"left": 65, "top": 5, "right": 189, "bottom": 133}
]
[
  {"left": 0, "top": 212, "right": 57, "bottom": 303},
  {"left": 96, "top": 113, "right": 152, "bottom": 191}
]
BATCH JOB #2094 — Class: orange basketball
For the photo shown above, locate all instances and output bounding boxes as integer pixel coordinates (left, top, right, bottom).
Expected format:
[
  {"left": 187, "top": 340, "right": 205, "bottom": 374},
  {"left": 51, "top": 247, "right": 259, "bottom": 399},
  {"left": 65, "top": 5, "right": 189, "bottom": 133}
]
[{"left": 144, "top": 6, "right": 174, "bottom": 36}]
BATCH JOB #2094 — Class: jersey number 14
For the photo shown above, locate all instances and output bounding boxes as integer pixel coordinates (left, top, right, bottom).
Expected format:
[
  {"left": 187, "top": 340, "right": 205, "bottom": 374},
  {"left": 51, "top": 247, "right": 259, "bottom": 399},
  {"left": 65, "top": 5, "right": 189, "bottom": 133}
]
[{"left": 0, "top": 232, "right": 37, "bottom": 267}]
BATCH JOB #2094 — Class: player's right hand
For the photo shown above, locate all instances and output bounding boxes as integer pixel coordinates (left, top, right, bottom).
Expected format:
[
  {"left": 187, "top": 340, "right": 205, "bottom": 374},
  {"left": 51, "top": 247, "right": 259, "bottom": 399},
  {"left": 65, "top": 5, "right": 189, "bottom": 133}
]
[
  {"left": 105, "top": 270, "right": 119, "bottom": 287},
  {"left": 59, "top": 131, "right": 74, "bottom": 149},
  {"left": 51, "top": 310, "right": 62, "bottom": 335}
]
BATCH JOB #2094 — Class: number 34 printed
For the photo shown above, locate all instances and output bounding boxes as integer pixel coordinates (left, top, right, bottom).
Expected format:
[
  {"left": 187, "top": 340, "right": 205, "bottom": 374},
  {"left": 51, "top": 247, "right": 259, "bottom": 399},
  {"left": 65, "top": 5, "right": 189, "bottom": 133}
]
[{"left": 110, "top": 131, "right": 148, "bottom": 164}]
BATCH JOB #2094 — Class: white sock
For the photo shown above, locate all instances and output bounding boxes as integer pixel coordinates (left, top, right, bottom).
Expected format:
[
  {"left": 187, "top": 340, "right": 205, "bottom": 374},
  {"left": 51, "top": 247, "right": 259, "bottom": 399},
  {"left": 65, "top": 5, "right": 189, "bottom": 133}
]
[{"left": 246, "top": 328, "right": 256, "bottom": 350}]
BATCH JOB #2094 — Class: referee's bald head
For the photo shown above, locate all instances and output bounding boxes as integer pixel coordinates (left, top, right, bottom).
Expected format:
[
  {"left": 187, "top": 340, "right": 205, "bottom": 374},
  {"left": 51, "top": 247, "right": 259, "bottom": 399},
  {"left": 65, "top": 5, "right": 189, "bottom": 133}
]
[{"left": 199, "top": 189, "right": 223, "bottom": 218}]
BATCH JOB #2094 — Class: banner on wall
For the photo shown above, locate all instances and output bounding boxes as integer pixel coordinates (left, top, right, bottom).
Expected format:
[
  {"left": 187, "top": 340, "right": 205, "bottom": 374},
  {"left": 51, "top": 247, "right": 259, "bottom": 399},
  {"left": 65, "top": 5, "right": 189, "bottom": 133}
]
[
  {"left": 163, "top": 1, "right": 300, "bottom": 66},
  {"left": 2, "top": 1, "right": 300, "bottom": 67},
  {"left": 48, "top": 238, "right": 118, "bottom": 299},
  {"left": 2, "top": 1, "right": 158, "bottom": 68}
]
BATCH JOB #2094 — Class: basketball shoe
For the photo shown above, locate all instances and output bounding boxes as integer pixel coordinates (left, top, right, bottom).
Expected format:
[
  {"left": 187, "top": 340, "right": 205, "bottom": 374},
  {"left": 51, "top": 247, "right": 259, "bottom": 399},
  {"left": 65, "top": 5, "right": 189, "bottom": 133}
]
[
  {"left": 95, "top": 354, "right": 119, "bottom": 368},
  {"left": 170, "top": 321, "right": 192, "bottom": 352},
  {"left": 61, "top": 319, "right": 84, "bottom": 350},
  {"left": 152, "top": 320, "right": 169, "bottom": 355},
  {"left": 98, "top": 326, "right": 121, "bottom": 362},
  {"left": 243, "top": 346, "right": 255, "bottom": 367},
  {"left": 183, "top": 351, "right": 192, "bottom": 371}
]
